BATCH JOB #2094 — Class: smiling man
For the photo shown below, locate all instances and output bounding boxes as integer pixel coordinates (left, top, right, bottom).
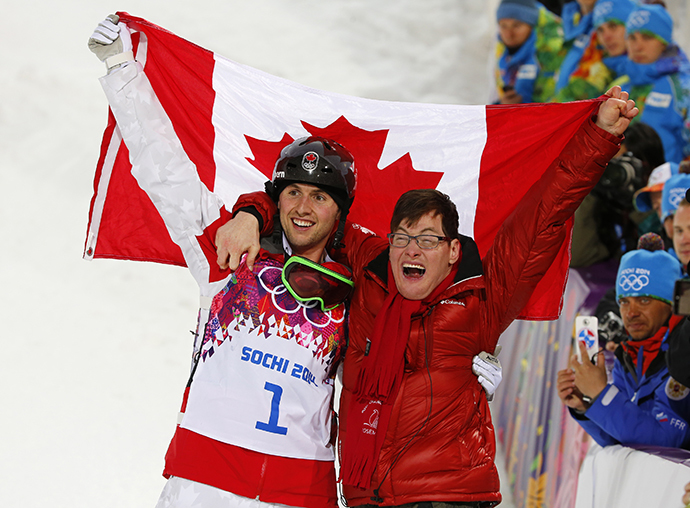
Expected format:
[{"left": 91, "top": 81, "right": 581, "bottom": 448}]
[
  {"left": 217, "top": 87, "right": 637, "bottom": 506},
  {"left": 558, "top": 237, "right": 690, "bottom": 449}
]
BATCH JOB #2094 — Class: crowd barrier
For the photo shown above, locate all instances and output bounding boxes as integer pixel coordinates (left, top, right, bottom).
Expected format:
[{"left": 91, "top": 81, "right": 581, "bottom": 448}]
[
  {"left": 491, "top": 266, "right": 690, "bottom": 508},
  {"left": 575, "top": 443, "right": 690, "bottom": 507}
]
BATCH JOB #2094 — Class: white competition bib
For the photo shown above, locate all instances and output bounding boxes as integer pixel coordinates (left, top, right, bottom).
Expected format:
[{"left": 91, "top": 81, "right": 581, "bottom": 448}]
[{"left": 181, "top": 260, "right": 346, "bottom": 461}]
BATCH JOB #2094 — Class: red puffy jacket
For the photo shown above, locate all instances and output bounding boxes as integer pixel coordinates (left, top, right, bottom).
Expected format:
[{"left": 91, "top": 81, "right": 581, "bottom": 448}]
[{"left": 333, "top": 118, "right": 620, "bottom": 506}]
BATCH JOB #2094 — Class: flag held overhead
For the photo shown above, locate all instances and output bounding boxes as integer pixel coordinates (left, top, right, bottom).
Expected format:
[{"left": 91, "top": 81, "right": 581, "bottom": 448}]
[{"left": 85, "top": 12, "right": 603, "bottom": 319}]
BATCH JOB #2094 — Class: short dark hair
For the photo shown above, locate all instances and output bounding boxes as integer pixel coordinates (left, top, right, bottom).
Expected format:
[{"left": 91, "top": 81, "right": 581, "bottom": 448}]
[{"left": 390, "top": 189, "right": 460, "bottom": 240}]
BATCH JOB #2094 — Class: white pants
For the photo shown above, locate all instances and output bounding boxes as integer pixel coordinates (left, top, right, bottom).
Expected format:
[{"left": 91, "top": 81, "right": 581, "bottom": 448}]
[{"left": 155, "top": 477, "right": 304, "bottom": 508}]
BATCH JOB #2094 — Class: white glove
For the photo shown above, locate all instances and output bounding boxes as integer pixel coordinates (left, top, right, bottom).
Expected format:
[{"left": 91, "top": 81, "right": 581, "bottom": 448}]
[
  {"left": 88, "top": 14, "right": 134, "bottom": 70},
  {"left": 472, "top": 347, "right": 502, "bottom": 401}
]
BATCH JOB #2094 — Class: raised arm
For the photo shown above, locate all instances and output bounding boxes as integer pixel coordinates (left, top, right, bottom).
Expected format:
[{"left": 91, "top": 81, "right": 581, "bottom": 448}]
[
  {"left": 90, "top": 16, "right": 228, "bottom": 294},
  {"left": 480, "top": 87, "right": 636, "bottom": 349}
]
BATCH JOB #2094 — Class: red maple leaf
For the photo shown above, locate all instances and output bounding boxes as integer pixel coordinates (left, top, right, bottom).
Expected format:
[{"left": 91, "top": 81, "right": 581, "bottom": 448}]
[{"left": 244, "top": 116, "right": 443, "bottom": 237}]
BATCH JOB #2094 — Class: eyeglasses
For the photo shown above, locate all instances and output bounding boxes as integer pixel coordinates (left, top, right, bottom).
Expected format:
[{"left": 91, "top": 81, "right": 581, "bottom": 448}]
[
  {"left": 387, "top": 233, "right": 449, "bottom": 250},
  {"left": 282, "top": 256, "right": 354, "bottom": 312}
]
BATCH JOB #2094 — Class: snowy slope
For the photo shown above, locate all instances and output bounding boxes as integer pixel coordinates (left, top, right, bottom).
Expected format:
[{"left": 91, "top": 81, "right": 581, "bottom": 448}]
[{"left": 0, "top": 0, "right": 612, "bottom": 506}]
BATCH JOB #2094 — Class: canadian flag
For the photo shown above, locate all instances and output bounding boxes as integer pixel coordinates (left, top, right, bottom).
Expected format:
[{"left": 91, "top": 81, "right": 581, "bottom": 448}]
[{"left": 84, "top": 12, "right": 603, "bottom": 320}]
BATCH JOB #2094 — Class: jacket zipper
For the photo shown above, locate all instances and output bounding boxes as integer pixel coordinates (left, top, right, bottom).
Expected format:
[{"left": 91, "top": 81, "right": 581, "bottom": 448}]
[{"left": 256, "top": 455, "right": 268, "bottom": 500}]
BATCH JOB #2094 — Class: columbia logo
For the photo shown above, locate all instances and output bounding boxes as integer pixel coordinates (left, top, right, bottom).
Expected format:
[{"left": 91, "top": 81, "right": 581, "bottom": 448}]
[{"left": 440, "top": 299, "right": 465, "bottom": 307}]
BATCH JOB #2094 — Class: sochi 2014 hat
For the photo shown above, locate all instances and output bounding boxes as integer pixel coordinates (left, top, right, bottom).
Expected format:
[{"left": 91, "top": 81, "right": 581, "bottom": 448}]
[
  {"left": 661, "top": 173, "right": 690, "bottom": 222},
  {"left": 616, "top": 235, "right": 682, "bottom": 305},
  {"left": 626, "top": 4, "right": 673, "bottom": 45},
  {"left": 593, "top": 0, "right": 636, "bottom": 28},
  {"left": 496, "top": 0, "right": 539, "bottom": 27},
  {"left": 634, "top": 162, "right": 678, "bottom": 212}
]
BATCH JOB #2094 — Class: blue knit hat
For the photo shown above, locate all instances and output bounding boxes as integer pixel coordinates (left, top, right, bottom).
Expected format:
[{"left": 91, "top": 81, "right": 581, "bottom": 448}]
[
  {"left": 594, "top": 0, "right": 636, "bottom": 28},
  {"left": 626, "top": 4, "right": 673, "bottom": 45},
  {"left": 616, "top": 237, "right": 682, "bottom": 305},
  {"left": 661, "top": 173, "right": 690, "bottom": 222},
  {"left": 496, "top": 0, "right": 539, "bottom": 27}
]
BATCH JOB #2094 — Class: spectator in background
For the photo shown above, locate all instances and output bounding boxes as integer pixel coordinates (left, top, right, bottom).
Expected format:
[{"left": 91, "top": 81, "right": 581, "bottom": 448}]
[
  {"left": 633, "top": 161, "right": 678, "bottom": 244},
  {"left": 493, "top": 0, "right": 565, "bottom": 104},
  {"left": 672, "top": 198, "right": 690, "bottom": 274},
  {"left": 660, "top": 172, "right": 690, "bottom": 243},
  {"left": 606, "top": 2, "right": 690, "bottom": 163},
  {"left": 553, "top": 0, "right": 599, "bottom": 95},
  {"left": 553, "top": 0, "right": 635, "bottom": 102},
  {"left": 558, "top": 235, "right": 690, "bottom": 449},
  {"left": 634, "top": 162, "right": 678, "bottom": 220},
  {"left": 667, "top": 198, "right": 690, "bottom": 386}
]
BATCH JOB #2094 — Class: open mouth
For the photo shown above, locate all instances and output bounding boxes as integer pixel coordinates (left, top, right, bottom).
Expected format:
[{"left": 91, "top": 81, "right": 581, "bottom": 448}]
[
  {"left": 402, "top": 263, "right": 426, "bottom": 278},
  {"left": 292, "top": 218, "right": 314, "bottom": 228}
]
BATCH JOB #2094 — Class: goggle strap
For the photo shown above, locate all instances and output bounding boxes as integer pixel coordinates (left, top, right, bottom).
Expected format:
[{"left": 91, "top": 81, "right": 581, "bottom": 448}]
[{"left": 284, "top": 256, "right": 353, "bottom": 287}]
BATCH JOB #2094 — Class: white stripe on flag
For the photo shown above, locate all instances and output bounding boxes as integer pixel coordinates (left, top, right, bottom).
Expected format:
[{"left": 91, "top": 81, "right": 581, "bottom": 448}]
[
  {"left": 210, "top": 53, "right": 487, "bottom": 237},
  {"left": 84, "top": 125, "right": 123, "bottom": 261}
]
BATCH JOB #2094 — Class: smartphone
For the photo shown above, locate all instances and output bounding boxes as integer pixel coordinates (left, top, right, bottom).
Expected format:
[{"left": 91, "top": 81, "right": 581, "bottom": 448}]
[{"left": 575, "top": 316, "right": 599, "bottom": 364}]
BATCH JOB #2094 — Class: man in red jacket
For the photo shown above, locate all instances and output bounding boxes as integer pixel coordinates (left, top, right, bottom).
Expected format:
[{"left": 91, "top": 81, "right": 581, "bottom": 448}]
[{"left": 217, "top": 87, "right": 636, "bottom": 507}]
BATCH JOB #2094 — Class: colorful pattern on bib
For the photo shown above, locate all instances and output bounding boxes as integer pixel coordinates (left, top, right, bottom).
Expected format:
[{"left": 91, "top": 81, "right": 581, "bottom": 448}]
[{"left": 201, "top": 258, "right": 346, "bottom": 377}]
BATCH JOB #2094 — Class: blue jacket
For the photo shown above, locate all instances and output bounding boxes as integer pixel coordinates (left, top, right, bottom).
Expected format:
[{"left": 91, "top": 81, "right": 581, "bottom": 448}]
[
  {"left": 572, "top": 317, "right": 690, "bottom": 449},
  {"left": 607, "top": 46, "right": 690, "bottom": 163},
  {"left": 555, "top": 1, "right": 595, "bottom": 92},
  {"left": 497, "top": 30, "right": 540, "bottom": 103}
]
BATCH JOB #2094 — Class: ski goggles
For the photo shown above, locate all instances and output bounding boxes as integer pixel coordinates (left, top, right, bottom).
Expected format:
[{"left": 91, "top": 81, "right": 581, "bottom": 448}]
[{"left": 282, "top": 256, "right": 354, "bottom": 312}]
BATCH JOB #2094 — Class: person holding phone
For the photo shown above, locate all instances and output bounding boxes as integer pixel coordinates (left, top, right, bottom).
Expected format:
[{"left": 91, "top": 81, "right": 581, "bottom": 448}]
[{"left": 558, "top": 234, "right": 690, "bottom": 449}]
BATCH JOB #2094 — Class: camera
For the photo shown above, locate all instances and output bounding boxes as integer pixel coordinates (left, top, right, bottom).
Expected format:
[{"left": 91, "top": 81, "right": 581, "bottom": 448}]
[
  {"left": 592, "top": 152, "right": 645, "bottom": 211},
  {"left": 597, "top": 310, "right": 626, "bottom": 345}
]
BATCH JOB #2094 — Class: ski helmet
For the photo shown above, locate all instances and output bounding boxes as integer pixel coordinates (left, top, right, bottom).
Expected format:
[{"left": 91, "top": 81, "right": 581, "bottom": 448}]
[{"left": 266, "top": 136, "right": 357, "bottom": 215}]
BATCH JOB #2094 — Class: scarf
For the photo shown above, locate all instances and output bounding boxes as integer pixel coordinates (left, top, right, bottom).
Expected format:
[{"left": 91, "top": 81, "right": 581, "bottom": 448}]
[
  {"left": 340, "top": 263, "right": 457, "bottom": 489},
  {"left": 498, "top": 30, "right": 538, "bottom": 102},
  {"left": 622, "top": 314, "right": 682, "bottom": 375}
]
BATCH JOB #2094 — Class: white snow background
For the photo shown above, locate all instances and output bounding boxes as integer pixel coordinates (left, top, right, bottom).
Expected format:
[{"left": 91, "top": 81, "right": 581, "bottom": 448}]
[{"left": 3, "top": 1, "right": 688, "bottom": 507}]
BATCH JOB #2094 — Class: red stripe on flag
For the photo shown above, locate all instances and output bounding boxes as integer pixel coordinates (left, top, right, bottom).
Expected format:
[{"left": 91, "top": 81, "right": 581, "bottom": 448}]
[
  {"left": 478, "top": 100, "right": 603, "bottom": 319},
  {"left": 85, "top": 13, "right": 217, "bottom": 266}
]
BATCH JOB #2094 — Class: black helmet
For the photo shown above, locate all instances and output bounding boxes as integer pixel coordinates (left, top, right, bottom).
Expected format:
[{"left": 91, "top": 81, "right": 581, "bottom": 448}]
[{"left": 266, "top": 136, "right": 357, "bottom": 215}]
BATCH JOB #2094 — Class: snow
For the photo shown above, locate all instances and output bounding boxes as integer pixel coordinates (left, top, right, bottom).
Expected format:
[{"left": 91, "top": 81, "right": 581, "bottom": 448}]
[{"left": 1, "top": 1, "right": 545, "bottom": 506}]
